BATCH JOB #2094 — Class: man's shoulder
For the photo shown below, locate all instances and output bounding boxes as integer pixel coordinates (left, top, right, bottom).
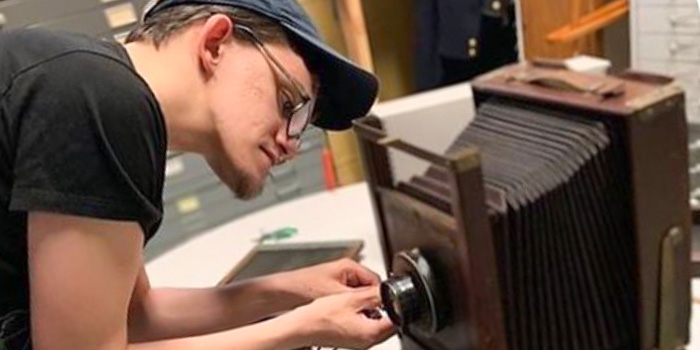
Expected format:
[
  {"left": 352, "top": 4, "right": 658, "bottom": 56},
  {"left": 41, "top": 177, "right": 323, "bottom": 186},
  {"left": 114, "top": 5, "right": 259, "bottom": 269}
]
[
  {"left": 0, "top": 29, "right": 132, "bottom": 94},
  {"left": 0, "top": 27, "right": 125, "bottom": 59},
  {"left": 0, "top": 29, "right": 165, "bottom": 162},
  {"left": 1, "top": 29, "right": 152, "bottom": 114}
]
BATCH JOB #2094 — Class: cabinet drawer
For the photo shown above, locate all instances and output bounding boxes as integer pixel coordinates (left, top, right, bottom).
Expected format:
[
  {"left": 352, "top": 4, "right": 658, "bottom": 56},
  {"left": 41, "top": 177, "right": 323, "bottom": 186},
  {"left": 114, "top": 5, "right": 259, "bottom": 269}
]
[
  {"left": 164, "top": 171, "right": 220, "bottom": 204},
  {"left": 636, "top": 59, "right": 700, "bottom": 76},
  {"left": 293, "top": 148, "right": 323, "bottom": 168},
  {"left": 685, "top": 96, "right": 700, "bottom": 123},
  {"left": 165, "top": 153, "right": 212, "bottom": 186},
  {"left": 636, "top": 60, "right": 700, "bottom": 87},
  {"left": 167, "top": 183, "right": 234, "bottom": 218},
  {"left": 638, "top": 5, "right": 700, "bottom": 34},
  {"left": 297, "top": 169, "right": 326, "bottom": 193},
  {"left": 637, "top": 0, "right": 697, "bottom": 6},
  {"left": 636, "top": 33, "right": 700, "bottom": 61},
  {"left": 31, "top": 1, "right": 140, "bottom": 36},
  {"left": 0, "top": 0, "right": 140, "bottom": 30}
]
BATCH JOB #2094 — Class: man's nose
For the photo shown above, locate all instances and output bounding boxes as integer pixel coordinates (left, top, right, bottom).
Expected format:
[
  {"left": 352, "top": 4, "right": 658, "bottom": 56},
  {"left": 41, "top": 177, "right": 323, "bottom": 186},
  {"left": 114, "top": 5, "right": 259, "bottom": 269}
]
[{"left": 275, "top": 129, "right": 300, "bottom": 161}]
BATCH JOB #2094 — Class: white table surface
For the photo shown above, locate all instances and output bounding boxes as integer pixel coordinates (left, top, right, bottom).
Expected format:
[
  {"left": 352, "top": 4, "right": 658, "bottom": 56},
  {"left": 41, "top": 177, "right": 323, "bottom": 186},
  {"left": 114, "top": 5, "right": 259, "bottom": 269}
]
[{"left": 146, "top": 183, "right": 700, "bottom": 350}]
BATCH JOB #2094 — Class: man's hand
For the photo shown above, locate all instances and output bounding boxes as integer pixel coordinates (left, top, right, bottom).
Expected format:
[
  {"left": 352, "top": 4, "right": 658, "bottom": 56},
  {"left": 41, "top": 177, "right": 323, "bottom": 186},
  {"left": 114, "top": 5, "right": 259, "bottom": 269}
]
[
  {"left": 284, "top": 287, "right": 395, "bottom": 350},
  {"left": 278, "top": 258, "right": 381, "bottom": 303}
]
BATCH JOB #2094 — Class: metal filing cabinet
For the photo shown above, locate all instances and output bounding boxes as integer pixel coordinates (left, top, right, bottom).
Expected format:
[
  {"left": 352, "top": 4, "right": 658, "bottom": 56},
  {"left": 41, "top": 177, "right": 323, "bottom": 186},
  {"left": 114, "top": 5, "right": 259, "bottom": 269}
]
[
  {"left": 689, "top": 125, "right": 700, "bottom": 273},
  {"left": 689, "top": 125, "right": 700, "bottom": 204},
  {"left": 0, "top": 0, "right": 148, "bottom": 43},
  {"left": 631, "top": 0, "right": 700, "bottom": 123},
  {"left": 144, "top": 127, "right": 328, "bottom": 261}
]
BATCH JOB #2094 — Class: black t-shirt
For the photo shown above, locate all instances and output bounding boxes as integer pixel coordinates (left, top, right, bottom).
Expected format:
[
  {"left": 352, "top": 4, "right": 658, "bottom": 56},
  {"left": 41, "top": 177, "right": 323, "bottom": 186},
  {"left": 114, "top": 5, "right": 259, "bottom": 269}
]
[{"left": 0, "top": 29, "right": 167, "bottom": 317}]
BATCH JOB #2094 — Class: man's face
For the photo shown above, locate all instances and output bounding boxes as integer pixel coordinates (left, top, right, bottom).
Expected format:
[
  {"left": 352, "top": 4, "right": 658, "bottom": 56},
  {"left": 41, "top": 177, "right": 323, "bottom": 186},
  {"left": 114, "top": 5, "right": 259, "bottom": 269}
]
[{"left": 203, "top": 34, "right": 315, "bottom": 200}]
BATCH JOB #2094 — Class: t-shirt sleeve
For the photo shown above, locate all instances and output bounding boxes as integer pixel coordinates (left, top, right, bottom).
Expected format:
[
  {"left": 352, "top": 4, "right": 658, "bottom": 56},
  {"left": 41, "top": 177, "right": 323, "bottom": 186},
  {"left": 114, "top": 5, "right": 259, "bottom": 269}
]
[{"left": 6, "top": 51, "right": 166, "bottom": 235}]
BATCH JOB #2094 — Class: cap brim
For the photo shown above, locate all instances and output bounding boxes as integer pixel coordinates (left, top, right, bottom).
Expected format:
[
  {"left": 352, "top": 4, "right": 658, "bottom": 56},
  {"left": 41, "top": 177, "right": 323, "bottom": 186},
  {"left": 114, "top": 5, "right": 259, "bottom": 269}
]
[{"left": 281, "top": 23, "right": 379, "bottom": 131}]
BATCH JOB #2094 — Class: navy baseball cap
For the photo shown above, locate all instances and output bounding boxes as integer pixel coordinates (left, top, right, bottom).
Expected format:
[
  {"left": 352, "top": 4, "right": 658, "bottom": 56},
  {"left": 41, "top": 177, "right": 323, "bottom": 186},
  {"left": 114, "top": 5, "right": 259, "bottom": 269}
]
[{"left": 142, "top": 0, "right": 379, "bottom": 131}]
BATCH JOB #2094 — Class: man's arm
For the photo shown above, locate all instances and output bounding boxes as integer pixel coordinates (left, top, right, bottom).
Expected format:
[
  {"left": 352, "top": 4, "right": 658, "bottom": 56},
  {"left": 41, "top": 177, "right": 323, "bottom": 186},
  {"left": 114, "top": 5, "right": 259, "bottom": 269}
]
[
  {"left": 27, "top": 212, "right": 309, "bottom": 350},
  {"left": 129, "top": 313, "right": 308, "bottom": 350},
  {"left": 130, "top": 287, "right": 395, "bottom": 350},
  {"left": 28, "top": 212, "right": 143, "bottom": 350},
  {"left": 127, "top": 266, "right": 305, "bottom": 342},
  {"left": 128, "top": 245, "right": 383, "bottom": 342}
]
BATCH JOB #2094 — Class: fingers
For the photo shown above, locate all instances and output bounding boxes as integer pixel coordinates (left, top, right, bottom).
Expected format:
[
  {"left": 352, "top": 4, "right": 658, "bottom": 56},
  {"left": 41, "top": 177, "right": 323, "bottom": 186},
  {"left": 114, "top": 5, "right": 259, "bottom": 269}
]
[
  {"left": 371, "top": 317, "right": 396, "bottom": 343},
  {"left": 357, "top": 303, "right": 396, "bottom": 347},
  {"left": 308, "top": 287, "right": 396, "bottom": 350},
  {"left": 350, "top": 286, "right": 383, "bottom": 309},
  {"left": 352, "top": 266, "right": 381, "bottom": 287},
  {"left": 341, "top": 259, "right": 381, "bottom": 287}
]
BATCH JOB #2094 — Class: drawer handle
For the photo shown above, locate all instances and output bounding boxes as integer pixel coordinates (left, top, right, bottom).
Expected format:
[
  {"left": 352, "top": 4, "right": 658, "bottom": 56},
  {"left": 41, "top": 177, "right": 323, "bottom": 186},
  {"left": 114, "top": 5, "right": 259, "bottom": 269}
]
[
  {"left": 104, "top": 2, "right": 137, "bottom": 29},
  {"left": 668, "top": 67, "right": 700, "bottom": 78},
  {"left": 182, "top": 217, "right": 211, "bottom": 234},
  {"left": 299, "top": 139, "right": 322, "bottom": 153},
  {"left": 669, "top": 14, "right": 700, "bottom": 27},
  {"left": 179, "top": 210, "right": 206, "bottom": 226},
  {"left": 276, "top": 183, "right": 301, "bottom": 200},
  {"left": 177, "top": 196, "right": 201, "bottom": 214},
  {"left": 0, "top": 13, "right": 5, "bottom": 29},
  {"left": 165, "top": 158, "right": 186, "bottom": 178},
  {"left": 669, "top": 41, "right": 698, "bottom": 55},
  {"left": 270, "top": 164, "right": 296, "bottom": 179},
  {"left": 299, "top": 140, "right": 311, "bottom": 153},
  {"left": 691, "top": 164, "right": 700, "bottom": 175},
  {"left": 692, "top": 188, "right": 700, "bottom": 201}
]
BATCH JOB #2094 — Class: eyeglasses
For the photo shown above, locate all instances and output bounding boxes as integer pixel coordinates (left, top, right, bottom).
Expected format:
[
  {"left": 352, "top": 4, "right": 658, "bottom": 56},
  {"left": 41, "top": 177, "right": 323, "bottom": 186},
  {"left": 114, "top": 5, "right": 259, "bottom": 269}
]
[{"left": 235, "top": 24, "right": 316, "bottom": 139}]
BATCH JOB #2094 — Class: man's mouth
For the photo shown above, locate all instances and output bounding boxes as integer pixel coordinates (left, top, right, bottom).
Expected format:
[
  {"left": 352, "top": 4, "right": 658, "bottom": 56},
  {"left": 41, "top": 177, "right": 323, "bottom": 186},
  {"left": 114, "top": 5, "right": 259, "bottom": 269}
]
[{"left": 260, "top": 147, "right": 278, "bottom": 166}]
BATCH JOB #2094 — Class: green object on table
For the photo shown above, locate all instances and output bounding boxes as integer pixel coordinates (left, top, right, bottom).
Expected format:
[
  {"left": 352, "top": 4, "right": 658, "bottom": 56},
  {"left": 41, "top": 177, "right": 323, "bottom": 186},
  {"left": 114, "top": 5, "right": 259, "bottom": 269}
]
[{"left": 258, "top": 226, "right": 299, "bottom": 243}]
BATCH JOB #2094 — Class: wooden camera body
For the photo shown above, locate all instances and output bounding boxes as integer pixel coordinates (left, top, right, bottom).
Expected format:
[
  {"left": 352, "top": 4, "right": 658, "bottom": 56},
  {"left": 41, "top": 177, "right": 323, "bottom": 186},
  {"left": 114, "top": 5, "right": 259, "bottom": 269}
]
[{"left": 354, "top": 63, "right": 691, "bottom": 350}]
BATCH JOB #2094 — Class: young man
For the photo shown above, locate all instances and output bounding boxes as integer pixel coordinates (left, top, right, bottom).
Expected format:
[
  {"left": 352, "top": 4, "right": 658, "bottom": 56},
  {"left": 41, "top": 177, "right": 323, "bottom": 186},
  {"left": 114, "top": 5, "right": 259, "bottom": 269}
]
[{"left": 0, "top": 0, "right": 394, "bottom": 349}]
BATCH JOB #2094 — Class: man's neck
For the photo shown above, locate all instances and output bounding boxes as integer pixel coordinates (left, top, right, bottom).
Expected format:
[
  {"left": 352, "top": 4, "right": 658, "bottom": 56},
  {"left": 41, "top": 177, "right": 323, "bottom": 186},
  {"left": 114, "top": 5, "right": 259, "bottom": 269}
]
[{"left": 123, "top": 40, "right": 213, "bottom": 155}]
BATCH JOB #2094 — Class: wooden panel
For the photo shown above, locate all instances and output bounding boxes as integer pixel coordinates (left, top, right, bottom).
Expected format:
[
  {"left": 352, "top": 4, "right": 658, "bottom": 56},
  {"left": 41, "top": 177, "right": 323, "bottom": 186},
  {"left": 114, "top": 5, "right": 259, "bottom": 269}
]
[
  {"left": 299, "top": 0, "right": 416, "bottom": 100},
  {"left": 297, "top": 0, "right": 418, "bottom": 186},
  {"left": 363, "top": 0, "right": 416, "bottom": 100},
  {"left": 521, "top": 0, "right": 604, "bottom": 59},
  {"left": 298, "top": 0, "right": 362, "bottom": 186},
  {"left": 337, "top": 0, "right": 374, "bottom": 71},
  {"left": 297, "top": 0, "right": 348, "bottom": 56}
]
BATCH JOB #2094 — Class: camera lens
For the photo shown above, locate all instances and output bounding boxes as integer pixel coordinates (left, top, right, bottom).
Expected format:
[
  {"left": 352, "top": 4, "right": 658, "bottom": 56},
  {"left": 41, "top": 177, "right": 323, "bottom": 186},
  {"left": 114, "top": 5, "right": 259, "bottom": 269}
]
[
  {"left": 381, "top": 249, "right": 446, "bottom": 334},
  {"left": 380, "top": 275, "right": 425, "bottom": 328}
]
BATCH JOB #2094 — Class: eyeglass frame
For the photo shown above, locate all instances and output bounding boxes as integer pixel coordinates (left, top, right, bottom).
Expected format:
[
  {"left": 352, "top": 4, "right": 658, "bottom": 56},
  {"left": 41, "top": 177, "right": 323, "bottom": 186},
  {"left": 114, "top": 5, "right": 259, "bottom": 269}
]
[{"left": 234, "top": 24, "right": 316, "bottom": 139}]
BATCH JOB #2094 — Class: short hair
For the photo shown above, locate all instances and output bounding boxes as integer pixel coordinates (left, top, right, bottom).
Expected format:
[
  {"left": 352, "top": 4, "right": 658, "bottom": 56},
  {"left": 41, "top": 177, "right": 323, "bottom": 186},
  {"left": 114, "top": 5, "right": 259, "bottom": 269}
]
[
  {"left": 126, "top": 4, "right": 322, "bottom": 113},
  {"left": 126, "top": 5, "right": 290, "bottom": 47}
]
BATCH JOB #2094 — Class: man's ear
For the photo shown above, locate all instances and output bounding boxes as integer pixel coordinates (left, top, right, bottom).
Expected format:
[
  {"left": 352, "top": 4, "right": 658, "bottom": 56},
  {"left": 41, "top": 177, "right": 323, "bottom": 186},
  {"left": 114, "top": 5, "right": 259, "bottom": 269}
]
[{"left": 198, "top": 14, "right": 235, "bottom": 77}]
